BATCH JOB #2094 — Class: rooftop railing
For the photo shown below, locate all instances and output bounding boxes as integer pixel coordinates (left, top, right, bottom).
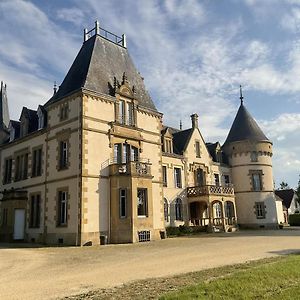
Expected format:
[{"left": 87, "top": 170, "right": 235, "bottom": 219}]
[{"left": 84, "top": 20, "right": 126, "bottom": 48}]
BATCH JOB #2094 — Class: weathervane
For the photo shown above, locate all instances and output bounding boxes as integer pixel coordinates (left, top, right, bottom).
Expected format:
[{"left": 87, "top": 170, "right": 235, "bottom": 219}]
[{"left": 239, "top": 85, "right": 244, "bottom": 105}]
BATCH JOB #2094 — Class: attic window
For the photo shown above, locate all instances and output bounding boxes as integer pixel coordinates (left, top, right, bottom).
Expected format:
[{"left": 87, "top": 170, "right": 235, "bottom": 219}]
[
  {"left": 60, "top": 103, "right": 69, "bottom": 121},
  {"left": 20, "top": 119, "right": 28, "bottom": 137},
  {"left": 9, "top": 127, "right": 15, "bottom": 142},
  {"left": 37, "top": 109, "right": 44, "bottom": 130},
  {"left": 164, "top": 138, "right": 173, "bottom": 153}
]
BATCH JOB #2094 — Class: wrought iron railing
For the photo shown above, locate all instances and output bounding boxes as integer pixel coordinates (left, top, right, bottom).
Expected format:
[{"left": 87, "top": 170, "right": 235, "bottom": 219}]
[
  {"left": 187, "top": 185, "right": 234, "bottom": 197},
  {"left": 109, "top": 158, "right": 151, "bottom": 177},
  {"left": 84, "top": 21, "right": 126, "bottom": 47}
]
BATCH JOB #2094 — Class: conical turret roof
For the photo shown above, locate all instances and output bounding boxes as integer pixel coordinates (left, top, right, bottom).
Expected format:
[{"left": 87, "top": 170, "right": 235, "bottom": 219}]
[
  {"left": 223, "top": 102, "right": 269, "bottom": 145},
  {"left": 46, "top": 34, "right": 157, "bottom": 111}
]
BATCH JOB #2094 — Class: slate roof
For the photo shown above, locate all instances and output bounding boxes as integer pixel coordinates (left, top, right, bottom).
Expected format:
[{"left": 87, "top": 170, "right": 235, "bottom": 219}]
[
  {"left": 46, "top": 34, "right": 157, "bottom": 111},
  {"left": 223, "top": 103, "right": 268, "bottom": 146},
  {"left": 275, "top": 189, "right": 296, "bottom": 209},
  {"left": 20, "top": 107, "right": 38, "bottom": 133},
  {"left": 172, "top": 128, "right": 193, "bottom": 155},
  {"left": 10, "top": 120, "right": 20, "bottom": 139}
]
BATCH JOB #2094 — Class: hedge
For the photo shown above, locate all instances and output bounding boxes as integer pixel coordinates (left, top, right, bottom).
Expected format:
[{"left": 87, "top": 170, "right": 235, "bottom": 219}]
[
  {"left": 289, "top": 214, "right": 300, "bottom": 226},
  {"left": 166, "top": 225, "right": 207, "bottom": 237}
]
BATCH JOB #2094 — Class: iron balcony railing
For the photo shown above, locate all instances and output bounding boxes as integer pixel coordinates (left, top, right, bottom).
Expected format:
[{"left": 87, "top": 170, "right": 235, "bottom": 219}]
[
  {"left": 187, "top": 184, "right": 234, "bottom": 197},
  {"left": 109, "top": 158, "right": 151, "bottom": 177}
]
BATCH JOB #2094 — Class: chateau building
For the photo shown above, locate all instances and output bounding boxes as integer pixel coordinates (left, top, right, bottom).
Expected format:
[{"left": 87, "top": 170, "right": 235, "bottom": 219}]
[{"left": 0, "top": 22, "right": 284, "bottom": 245}]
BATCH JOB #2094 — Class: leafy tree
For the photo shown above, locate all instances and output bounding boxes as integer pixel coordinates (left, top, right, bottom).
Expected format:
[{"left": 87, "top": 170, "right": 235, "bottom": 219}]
[
  {"left": 296, "top": 175, "right": 300, "bottom": 205},
  {"left": 279, "top": 181, "right": 290, "bottom": 190}
]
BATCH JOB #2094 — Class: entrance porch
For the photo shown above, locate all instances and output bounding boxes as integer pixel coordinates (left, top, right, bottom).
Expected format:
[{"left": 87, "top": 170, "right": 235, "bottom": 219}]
[{"left": 187, "top": 185, "right": 237, "bottom": 232}]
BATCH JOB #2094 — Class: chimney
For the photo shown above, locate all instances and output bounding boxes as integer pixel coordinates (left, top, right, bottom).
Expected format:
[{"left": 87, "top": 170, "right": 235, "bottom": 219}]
[{"left": 191, "top": 113, "right": 198, "bottom": 129}]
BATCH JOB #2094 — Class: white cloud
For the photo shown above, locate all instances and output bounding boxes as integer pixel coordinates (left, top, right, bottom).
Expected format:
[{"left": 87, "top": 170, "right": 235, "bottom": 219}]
[
  {"left": 261, "top": 113, "right": 300, "bottom": 187},
  {"left": 56, "top": 7, "right": 85, "bottom": 25}
]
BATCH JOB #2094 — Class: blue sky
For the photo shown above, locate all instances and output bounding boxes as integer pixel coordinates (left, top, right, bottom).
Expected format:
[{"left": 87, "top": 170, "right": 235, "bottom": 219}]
[{"left": 0, "top": 0, "right": 299, "bottom": 187}]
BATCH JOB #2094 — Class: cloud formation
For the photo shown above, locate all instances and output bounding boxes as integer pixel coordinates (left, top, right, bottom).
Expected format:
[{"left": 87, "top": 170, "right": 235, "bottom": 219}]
[{"left": 0, "top": 0, "right": 299, "bottom": 186}]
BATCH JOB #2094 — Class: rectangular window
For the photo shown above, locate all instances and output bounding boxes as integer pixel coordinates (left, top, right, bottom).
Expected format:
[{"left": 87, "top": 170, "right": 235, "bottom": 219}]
[
  {"left": 3, "top": 158, "right": 12, "bottom": 184},
  {"left": 252, "top": 173, "right": 262, "bottom": 191},
  {"left": 214, "top": 174, "right": 220, "bottom": 186},
  {"left": 126, "top": 102, "right": 134, "bottom": 126},
  {"left": 119, "top": 189, "right": 127, "bottom": 218},
  {"left": 224, "top": 175, "right": 230, "bottom": 186},
  {"left": 1, "top": 208, "right": 8, "bottom": 227},
  {"left": 251, "top": 151, "right": 258, "bottom": 162},
  {"left": 29, "top": 194, "right": 41, "bottom": 228},
  {"left": 15, "top": 153, "right": 28, "bottom": 181},
  {"left": 195, "top": 141, "right": 201, "bottom": 158},
  {"left": 32, "top": 148, "right": 42, "bottom": 177},
  {"left": 59, "top": 141, "right": 68, "bottom": 169},
  {"left": 58, "top": 191, "right": 68, "bottom": 226},
  {"left": 60, "top": 104, "right": 69, "bottom": 121},
  {"left": 119, "top": 100, "right": 125, "bottom": 124},
  {"left": 137, "top": 188, "right": 148, "bottom": 217},
  {"left": 255, "top": 202, "right": 266, "bottom": 219},
  {"left": 162, "top": 166, "right": 167, "bottom": 187},
  {"left": 174, "top": 167, "right": 182, "bottom": 188}
]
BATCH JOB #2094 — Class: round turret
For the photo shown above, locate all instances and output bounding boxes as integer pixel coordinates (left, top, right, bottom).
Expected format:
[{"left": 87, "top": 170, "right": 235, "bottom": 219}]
[{"left": 223, "top": 99, "right": 284, "bottom": 228}]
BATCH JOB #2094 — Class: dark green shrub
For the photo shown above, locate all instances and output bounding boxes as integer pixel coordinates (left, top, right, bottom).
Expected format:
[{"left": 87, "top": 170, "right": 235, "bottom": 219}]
[
  {"left": 289, "top": 214, "right": 300, "bottom": 226},
  {"left": 166, "top": 226, "right": 181, "bottom": 236}
]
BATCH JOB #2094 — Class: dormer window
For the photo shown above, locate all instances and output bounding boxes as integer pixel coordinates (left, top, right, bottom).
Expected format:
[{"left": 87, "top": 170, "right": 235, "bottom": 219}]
[
  {"left": 163, "top": 138, "right": 173, "bottom": 153},
  {"left": 37, "top": 108, "right": 44, "bottom": 130},
  {"left": 9, "top": 127, "right": 15, "bottom": 142},
  {"left": 20, "top": 119, "right": 28, "bottom": 137},
  {"left": 118, "top": 99, "right": 134, "bottom": 126}
]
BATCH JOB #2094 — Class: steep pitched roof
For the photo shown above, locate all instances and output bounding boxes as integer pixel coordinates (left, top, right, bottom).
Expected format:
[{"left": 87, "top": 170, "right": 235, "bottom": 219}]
[
  {"left": 20, "top": 107, "right": 38, "bottom": 133},
  {"left": 223, "top": 103, "right": 268, "bottom": 146},
  {"left": 172, "top": 128, "right": 193, "bottom": 155},
  {"left": 9, "top": 120, "right": 20, "bottom": 139},
  {"left": 46, "top": 35, "right": 157, "bottom": 111},
  {"left": 275, "top": 189, "right": 296, "bottom": 209}
]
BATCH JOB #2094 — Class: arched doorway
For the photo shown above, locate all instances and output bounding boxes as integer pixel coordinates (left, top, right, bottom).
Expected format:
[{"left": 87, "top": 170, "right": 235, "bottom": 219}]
[
  {"left": 189, "top": 201, "right": 209, "bottom": 226},
  {"left": 224, "top": 201, "right": 235, "bottom": 225},
  {"left": 212, "top": 201, "right": 223, "bottom": 226}
]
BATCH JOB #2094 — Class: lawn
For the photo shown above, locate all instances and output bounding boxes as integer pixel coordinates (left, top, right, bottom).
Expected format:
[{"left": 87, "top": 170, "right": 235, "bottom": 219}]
[
  {"left": 160, "top": 254, "right": 300, "bottom": 300},
  {"left": 65, "top": 254, "right": 300, "bottom": 299}
]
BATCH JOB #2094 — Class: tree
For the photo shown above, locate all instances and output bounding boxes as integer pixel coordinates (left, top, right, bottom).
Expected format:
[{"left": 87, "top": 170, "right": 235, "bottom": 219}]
[
  {"left": 296, "top": 175, "right": 300, "bottom": 205},
  {"left": 279, "top": 181, "right": 290, "bottom": 190}
]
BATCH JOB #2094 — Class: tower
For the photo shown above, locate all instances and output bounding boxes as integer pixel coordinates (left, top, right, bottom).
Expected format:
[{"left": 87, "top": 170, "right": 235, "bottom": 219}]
[
  {"left": 223, "top": 88, "right": 283, "bottom": 228},
  {"left": 0, "top": 81, "right": 10, "bottom": 143}
]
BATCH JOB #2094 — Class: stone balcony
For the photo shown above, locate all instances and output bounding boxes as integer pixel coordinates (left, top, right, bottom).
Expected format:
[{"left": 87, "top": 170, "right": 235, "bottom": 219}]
[
  {"left": 187, "top": 184, "right": 234, "bottom": 197},
  {"left": 109, "top": 159, "right": 151, "bottom": 177}
]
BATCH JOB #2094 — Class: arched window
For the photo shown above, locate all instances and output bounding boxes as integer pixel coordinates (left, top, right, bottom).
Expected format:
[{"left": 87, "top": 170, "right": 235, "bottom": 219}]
[
  {"left": 164, "top": 198, "right": 169, "bottom": 222},
  {"left": 213, "top": 202, "right": 222, "bottom": 218},
  {"left": 175, "top": 198, "right": 183, "bottom": 221}
]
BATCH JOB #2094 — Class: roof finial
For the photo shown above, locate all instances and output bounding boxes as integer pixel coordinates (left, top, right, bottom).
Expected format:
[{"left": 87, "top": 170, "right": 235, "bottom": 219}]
[
  {"left": 53, "top": 81, "right": 57, "bottom": 95},
  {"left": 239, "top": 84, "right": 244, "bottom": 105},
  {"left": 179, "top": 119, "right": 182, "bottom": 130},
  {"left": 122, "top": 72, "right": 128, "bottom": 85}
]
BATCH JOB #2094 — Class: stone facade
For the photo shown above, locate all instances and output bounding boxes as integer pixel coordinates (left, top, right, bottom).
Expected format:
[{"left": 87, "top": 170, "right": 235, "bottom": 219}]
[{"left": 0, "top": 23, "right": 284, "bottom": 246}]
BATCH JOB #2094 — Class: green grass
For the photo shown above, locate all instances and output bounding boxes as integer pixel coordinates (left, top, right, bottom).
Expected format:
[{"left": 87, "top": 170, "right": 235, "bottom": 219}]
[{"left": 160, "top": 254, "right": 300, "bottom": 300}]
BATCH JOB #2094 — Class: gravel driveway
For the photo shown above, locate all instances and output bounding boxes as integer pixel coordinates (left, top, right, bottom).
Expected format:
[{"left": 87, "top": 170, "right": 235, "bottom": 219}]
[{"left": 0, "top": 228, "right": 300, "bottom": 300}]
